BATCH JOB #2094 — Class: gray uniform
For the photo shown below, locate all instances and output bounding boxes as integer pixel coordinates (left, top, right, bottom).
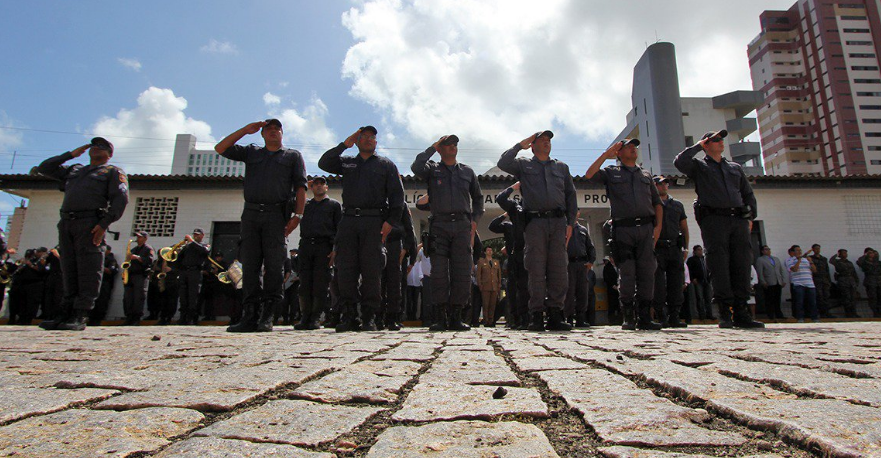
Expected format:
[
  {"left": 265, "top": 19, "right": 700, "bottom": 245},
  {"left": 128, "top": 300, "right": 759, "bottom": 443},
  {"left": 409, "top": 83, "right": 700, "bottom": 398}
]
[
  {"left": 37, "top": 152, "right": 129, "bottom": 315},
  {"left": 319, "top": 143, "right": 405, "bottom": 329},
  {"left": 412, "top": 146, "right": 484, "bottom": 312},
  {"left": 674, "top": 144, "right": 757, "bottom": 315},
  {"left": 831, "top": 256, "right": 859, "bottom": 317},
  {"left": 589, "top": 166, "right": 661, "bottom": 307},
  {"left": 564, "top": 223, "right": 596, "bottom": 321},
  {"left": 653, "top": 196, "right": 687, "bottom": 324},
  {"left": 220, "top": 144, "right": 307, "bottom": 329},
  {"left": 808, "top": 253, "right": 831, "bottom": 316},
  {"left": 498, "top": 144, "right": 577, "bottom": 313}
]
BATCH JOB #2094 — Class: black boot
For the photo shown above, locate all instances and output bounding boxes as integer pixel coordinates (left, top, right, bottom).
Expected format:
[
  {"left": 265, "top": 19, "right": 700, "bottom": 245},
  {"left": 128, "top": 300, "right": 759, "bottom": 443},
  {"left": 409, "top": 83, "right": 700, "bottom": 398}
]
[
  {"left": 527, "top": 311, "right": 545, "bottom": 332},
  {"left": 385, "top": 312, "right": 402, "bottom": 331},
  {"left": 732, "top": 302, "right": 765, "bottom": 328},
  {"left": 621, "top": 302, "right": 636, "bottom": 330},
  {"left": 546, "top": 308, "right": 573, "bottom": 331},
  {"left": 56, "top": 310, "right": 88, "bottom": 331},
  {"left": 429, "top": 304, "right": 448, "bottom": 332},
  {"left": 227, "top": 304, "right": 258, "bottom": 332},
  {"left": 636, "top": 301, "right": 663, "bottom": 330},
  {"left": 360, "top": 307, "right": 378, "bottom": 332},
  {"left": 448, "top": 306, "right": 471, "bottom": 331},
  {"left": 574, "top": 312, "right": 591, "bottom": 328},
  {"left": 665, "top": 306, "right": 688, "bottom": 328},
  {"left": 335, "top": 305, "right": 360, "bottom": 333},
  {"left": 40, "top": 307, "right": 70, "bottom": 330},
  {"left": 256, "top": 302, "right": 274, "bottom": 332},
  {"left": 718, "top": 301, "right": 734, "bottom": 328}
]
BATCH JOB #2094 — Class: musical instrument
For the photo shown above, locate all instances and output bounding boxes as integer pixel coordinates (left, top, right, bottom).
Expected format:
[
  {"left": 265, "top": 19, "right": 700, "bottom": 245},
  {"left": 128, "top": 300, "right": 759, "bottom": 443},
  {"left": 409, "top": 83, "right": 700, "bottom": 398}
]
[
  {"left": 121, "top": 239, "right": 133, "bottom": 286},
  {"left": 207, "top": 257, "right": 233, "bottom": 285},
  {"left": 0, "top": 264, "right": 10, "bottom": 284},
  {"left": 159, "top": 238, "right": 188, "bottom": 263},
  {"left": 226, "top": 260, "right": 243, "bottom": 289}
]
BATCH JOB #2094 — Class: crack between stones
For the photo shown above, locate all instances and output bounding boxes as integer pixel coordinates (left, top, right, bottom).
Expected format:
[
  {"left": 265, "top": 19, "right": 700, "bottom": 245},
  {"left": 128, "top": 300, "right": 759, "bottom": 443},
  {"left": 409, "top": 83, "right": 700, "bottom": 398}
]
[{"left": 730, "top": 353, "right": 876, "bottom": 380}]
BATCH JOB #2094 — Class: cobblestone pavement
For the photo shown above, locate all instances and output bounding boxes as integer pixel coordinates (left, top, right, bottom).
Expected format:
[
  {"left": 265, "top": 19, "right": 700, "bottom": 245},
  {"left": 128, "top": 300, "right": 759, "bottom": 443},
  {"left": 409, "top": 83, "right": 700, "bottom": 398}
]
[{"left": 0, "top": 322, "right": 880, "bottom": 457}]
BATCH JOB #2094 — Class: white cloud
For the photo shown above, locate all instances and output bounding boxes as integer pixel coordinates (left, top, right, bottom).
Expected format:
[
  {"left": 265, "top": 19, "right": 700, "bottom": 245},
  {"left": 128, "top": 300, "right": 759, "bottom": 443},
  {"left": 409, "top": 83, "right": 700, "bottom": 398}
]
[
  {"left": 269, "top": 96, "right": 338, "bottom": 167},
  {"left": 90, "top": 87, "right": 214, "bottom": 174},
  {"left": 117, "top": 58, "right": 142, "bottom": 72},
  {"left": 0, "top": 111, "right": 23, "bottom": 151},
  {"left": 263, "top": 92, "right": 281, "bottom": 106},
  {"left": 201, "top": 39, "right": 238, "bottom": 55},
  {"left": 340, "top": 0, "right": 794, "bottom": 169}
]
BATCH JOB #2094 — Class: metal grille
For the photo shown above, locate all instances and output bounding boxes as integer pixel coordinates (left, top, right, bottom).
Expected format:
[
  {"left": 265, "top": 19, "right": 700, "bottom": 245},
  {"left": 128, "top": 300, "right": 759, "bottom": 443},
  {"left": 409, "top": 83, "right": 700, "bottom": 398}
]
[
  {"left": 844, "top": 195, "right": 881, "bottom": 235},
  {"left": 131, "top": 197, "right": 179, "bottom": 237}
]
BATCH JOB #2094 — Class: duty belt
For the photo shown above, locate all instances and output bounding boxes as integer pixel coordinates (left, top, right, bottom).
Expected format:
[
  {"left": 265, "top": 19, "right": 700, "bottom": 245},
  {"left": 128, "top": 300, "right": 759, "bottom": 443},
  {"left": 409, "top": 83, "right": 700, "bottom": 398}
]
[
  {"left": 703, "top": 207, "right": 740, "bottom": 217},
  {"left": 244, "top": 201, "right": 286, "bottom": 212},
  {"left": 613, "top": 216, "right": 653, "bottom": 227},
  {"left": 60, "top": 209, "right": 105, "bottom": 220},
  {"left": 525, "top": 209, "right": 565, "bottom": 218},
  {"left": 343, "top": 207, "right": 387, "bottom": 217},
  {"left": 430, "top": 212, "right": 470, "bottom": 223},
  {"left": 655, "top": 239, "right": 675, "bottom": 248},
  {"left": 301, "top": 236, "right": 334, "bottom": 245},
  {"left": 569, "top": 256, "right": 590, "bottom": 263}
]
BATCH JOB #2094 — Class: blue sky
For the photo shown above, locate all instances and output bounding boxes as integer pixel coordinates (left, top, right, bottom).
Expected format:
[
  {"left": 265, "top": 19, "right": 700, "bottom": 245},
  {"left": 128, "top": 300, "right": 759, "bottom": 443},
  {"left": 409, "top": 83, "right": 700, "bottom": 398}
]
[{"left": 0, "top": 0, "right": 796, "bottom": 227}]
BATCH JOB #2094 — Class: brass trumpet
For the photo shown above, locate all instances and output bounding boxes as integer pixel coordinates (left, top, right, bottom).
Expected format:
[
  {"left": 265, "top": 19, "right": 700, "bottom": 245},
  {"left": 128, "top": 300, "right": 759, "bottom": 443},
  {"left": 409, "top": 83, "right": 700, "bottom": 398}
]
[
  {"left": 208, "top": 257, "right": 233, "bottom": 284},
  {"left": 160, "top": 238, "right": 188, "bottom": 263}
]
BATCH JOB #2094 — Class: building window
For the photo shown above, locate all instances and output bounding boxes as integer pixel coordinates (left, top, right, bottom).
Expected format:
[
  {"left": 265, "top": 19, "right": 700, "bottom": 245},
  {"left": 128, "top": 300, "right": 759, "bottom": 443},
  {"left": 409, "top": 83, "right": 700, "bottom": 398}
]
[
  {"left": 851, "top": 67, "right": 879, "bottom": 71},
  {"left": 855, "top": 79, "right": 881, "bottom": 83},
  {"left": 849, "top": 53, "right": 876, "bottom": 58},
  {"left": 131, "top": 197, "right": 179, "bottom": 238},
  {"left": 857, "top": 92, "right": 881, "bottom": 96},
  {"left": 843, "top": 28, "right": 870, "bottom": 33}
]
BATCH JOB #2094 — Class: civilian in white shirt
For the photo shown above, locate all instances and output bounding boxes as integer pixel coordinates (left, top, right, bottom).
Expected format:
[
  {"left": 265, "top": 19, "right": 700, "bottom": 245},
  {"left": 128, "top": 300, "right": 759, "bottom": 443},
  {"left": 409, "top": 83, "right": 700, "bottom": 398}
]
[{"left": 785, "top": 245, "right": 819, "bottom": 323}]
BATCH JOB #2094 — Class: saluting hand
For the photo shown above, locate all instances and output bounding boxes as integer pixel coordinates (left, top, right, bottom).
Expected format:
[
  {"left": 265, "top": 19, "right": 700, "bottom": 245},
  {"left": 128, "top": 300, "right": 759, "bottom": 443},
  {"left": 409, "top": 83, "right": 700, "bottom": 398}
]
[
  {"left": 71, "top": 144, "right": 91, "bottom": 158},
  {"left": 381, "top": 222, "right": 393, "bottom": 244},
  {"left": 432, "top": 136, "right": 448, "bottom": 151},
  {"left": 519, "top": 134, "right": 537, "bottom": 149},
  {"left": 90, "top": 225, "right": 105, "bottom": 247},
  {"left": 344, "top": 128, "right": 362, "bottom": 148},
  {"left": 512, "top": 181, "right": 521, "bottom": 191},
  {"left": 285, "top": 216, "right": 300, "bottom": 237},
  {"left": 243, "top": 121, "right": 267, "bottom": 135},
  {"left": 603, "top": 142, "right": 622, "bottom": 160},
  {"left": 698, "top": 137, "right": 711, "bottom": 152}
]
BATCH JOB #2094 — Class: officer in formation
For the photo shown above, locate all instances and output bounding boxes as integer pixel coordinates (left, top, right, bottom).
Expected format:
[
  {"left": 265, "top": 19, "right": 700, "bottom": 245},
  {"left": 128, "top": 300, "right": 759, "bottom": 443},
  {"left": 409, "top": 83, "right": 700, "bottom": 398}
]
[
  {"left": 89, "top": 246, "right": 119, "bottom": 325},
  {"left": 498, "top": 131, "right": 577, "bottom": 332},
  {"left": 492, "top": 184, "right": 530, "bottom": 330},
  {"left": 37, "top": 137, "right": 129, "bottom": 331},
  {"left": 830, "top": 249, "right": 859, "bottom": 317},
  {"left": 412, "top": 135, "right": 484, "bottom": 332},
  {"left": 380, "top": 204, "right": 416, "bottom": 330},
  {"left": 652, "top": 175, "right": 689, "bottom": 328},
  {"left": 807, "top": 244, "right": 833, "bottom": 318},
  {"left": 295, "top": 177, "right": 342, "bottom": 330},
  {"left": 587, "top": 139, "right": 663, "bottom": 331},
  {"left": 675, "top": 130, "right": 763, "bottom": 328},
  {"left": 175, "top": 228, "right": 210, "bottom": 325},
  {"left": 7, "top": 248, "right": 48, "bottom": 324},
  {"left": 564, "top": 211, "right": 596, "bottom": 328},
  {"left": 857, "top": 248, "right": 881, "bottom": 317},
  {"left": 216, "top": 119, "right": 307, "bottom": 333},
  {"left": 319, "top": 126, "right": 405, "bottom": 332},
  {"left": 123, "top": 231, "right": 154, "bottom": 325}
]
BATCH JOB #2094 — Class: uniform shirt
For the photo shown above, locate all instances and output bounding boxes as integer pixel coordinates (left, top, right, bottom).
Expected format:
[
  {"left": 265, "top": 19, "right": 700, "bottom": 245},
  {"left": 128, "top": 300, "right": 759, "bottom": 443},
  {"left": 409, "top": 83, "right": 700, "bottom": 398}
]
[
  {"left": 674, "top": 144, "right": 758, "bottom": 217},
  {"left": 177, "top": 241, "right": 209, "bottom": 269},
  {"left": 220, "top": 144, "right": 307, "bottom": 205},
  {"left": 476, "top": 257, "right": 502, "bottom": 291},
  {"left": 411, "top": 147, "right": 484, "bottom": 222},
  {"left": 388, "top": 207, "right": 418, "bottom": 266},
  {"left": 856, "top": 255, "right": 881, "bottom": 284},
  {"left": 658, "top": 196, "right": 687, "bottom": 241},
  {"left": 38, "top": 152, "right": 129, "bottom": 229},
  {"left": 567, "top": 223, "right": 597, "bottom": 262},
  {"left": 495, "top": 187, "right": 526, "bottom": 255},
  {"left": 497, "top": 144, "right": 577, "bottom": 225},
  {"left": 300, "top": 197, "right": 342, "bottom": 239},
  {"left": 129, "top": 243, "right": 155, "bottom": 276},
  {"left": 488, "top": 214, "right": 515, "bottom": 256},
  {"left": 318, "top": 143, "right": 405, "bottom": 225},
  {"left": 830, "top": 257, "right": 857, "bottom": 279},
  {"left": 589, "top": 165, "right": 661, "bottom": 220},
  {"left": 808, "top": 254, "right": 830, "bottom": 282}
]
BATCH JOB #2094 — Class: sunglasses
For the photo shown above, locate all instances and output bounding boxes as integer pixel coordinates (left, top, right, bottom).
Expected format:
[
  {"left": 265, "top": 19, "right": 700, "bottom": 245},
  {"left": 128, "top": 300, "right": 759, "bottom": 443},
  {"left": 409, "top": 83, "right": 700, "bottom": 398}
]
[
  {"left": 91, "top": 144, "right": 112, "bottom": 151},
  {"left": 708, "top": 136, "right": 725, "bottom": 143}
]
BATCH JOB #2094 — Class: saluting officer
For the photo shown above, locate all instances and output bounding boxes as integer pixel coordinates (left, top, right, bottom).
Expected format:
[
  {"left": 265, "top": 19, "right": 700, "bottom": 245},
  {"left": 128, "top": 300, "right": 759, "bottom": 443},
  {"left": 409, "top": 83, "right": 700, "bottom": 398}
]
[
  {"left": 498, "top": 131, "right": 577, "bottom": 332},
  {"left": 37, "top": 137, "right": 129, "bottom": 331},
  {"left": 674, "top": 130, "right": 763, "bottom": 328},
  {"left": 381, "top": 204, "right": 417, "bottom": 331},
  {"left": 412, "top": 135, "right": 484, "bottom": 332},
  {"left": 830, "top": 249, "right": 859, "bottom": 318},
  {"left": 493, "top": 183, "right": 530, "bottom": 330},
  {"left": 295, "top": 177, "right": 342, "bottom": 330},
  {"left": 215, "top": 119, "right": 307, "bottom": 333},
  {"left": 319, "top": 126, "right": 405, "bottom": 332},
  {"left": 652, "top": 175, "right": 689, "bottom": 328},
  {"left": 123, "top": 231, "right": 154, "bottom": 325},
  {"left": 564, "top": 211, "right": 596, "bottom": 328},
  {"left": 176, "top": 228, "right": 210, "bottom": 325},
  {"left": 586, "top": 139, "right": 663, "bottom": 331}
]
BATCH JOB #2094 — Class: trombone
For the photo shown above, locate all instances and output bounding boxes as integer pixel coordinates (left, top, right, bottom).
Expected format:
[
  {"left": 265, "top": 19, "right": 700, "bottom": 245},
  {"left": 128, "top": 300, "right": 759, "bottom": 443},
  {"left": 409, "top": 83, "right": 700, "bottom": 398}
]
[
  {"left": 207, "top": 257, "right": 233, "bottom": 284},
  {"left": 160, "top": 238, "right": 188, "bottom": 263}
]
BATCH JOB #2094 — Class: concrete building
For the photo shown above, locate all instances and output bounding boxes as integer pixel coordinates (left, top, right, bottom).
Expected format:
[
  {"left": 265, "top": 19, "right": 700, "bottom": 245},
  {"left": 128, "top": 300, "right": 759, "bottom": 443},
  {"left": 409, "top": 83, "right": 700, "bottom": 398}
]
[
  {"left": 616, "top": 42, "right": 765, "bottom": 176},
  {"left": 749, "top": 0, "right": 881, "bottom": 176},
  {"left": 2, "top": 172, "right": 880, "bottom": 322},
  {"left": 170, "top": 134, "right": 244, "bottom": 176}
]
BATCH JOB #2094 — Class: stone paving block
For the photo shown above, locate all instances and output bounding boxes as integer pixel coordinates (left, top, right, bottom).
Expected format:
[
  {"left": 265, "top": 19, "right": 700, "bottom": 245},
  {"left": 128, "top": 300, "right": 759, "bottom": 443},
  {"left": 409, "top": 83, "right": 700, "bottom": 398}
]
[
  {"left": 509, "top": 356, "right": 589, "bottom": 372},
  {"left": 0, "top": 387, "right": 119, "bottom": 423},
  {"left": 293, "top": 360, "right": 422, "bottom": 404},
  {"left": 367, "top": 420, "right": 559, "bottom": 457},
  {"left": 710, "top": 398, "right": 881, "bottom": 458},
  {"left": 598, "top": 446, "right": 783, "bottom": 458},
  {"left": 156, "top": 436, "right": 334, "bottom": 457},
  {"left": 371, "top": 343, "right": 440, "bottom": 362},
  {"left": 421, "top": 350, "right": 521, "bottom": 386},
  {"left": 196, "top": 399, "right": 381, "bottom": 446},
  {"left": 0, "top": 407, "right": 203, "bottom": 457},
  {"left": 392, "top": 383, "right": 547, "bottom": 421},
  {"left": 539, "top": 369, "right": 746, "bottom": 447}
]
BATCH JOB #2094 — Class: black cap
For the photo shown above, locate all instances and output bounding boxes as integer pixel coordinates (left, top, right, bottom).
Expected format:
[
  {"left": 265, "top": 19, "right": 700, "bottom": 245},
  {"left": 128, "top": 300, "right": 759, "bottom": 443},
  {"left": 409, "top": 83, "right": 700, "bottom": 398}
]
[
  {"left": 701, "top": 129, "right": 728, "bottom": 141},
  {"left": 652, "top": 175, "right": 670, "bottom": 184},
  {"left": 264, "top": 118, "right": 283, "bottom": 129},
  {"left": 440, "top": 135, "right": 459, "bottom": 146},
  {"left": 193, "top": 228, "right": 204, "bottom": 235},
  {"left": 621, "top": 138, "right": 640, "bottom": 147},
  {"left": 360, "top": 125, "right": 378, "bottom": 135},
  {"left": 534, "top": 130, "right": 554, "bottom": 140},
  {"left": 90, "top": 137, "right": 114, "bottom": 155},
  {"left": 311, "top": 176, "right": 328, "bottom": 184},
  {"left": 134, "top": 230, "right": 149, "bottom": 238}
]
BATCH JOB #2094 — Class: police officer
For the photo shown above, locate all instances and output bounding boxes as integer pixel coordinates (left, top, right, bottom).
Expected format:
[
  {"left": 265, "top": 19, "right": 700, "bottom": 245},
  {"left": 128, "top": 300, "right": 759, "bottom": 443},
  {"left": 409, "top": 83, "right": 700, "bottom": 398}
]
[
  {"left": 586, "top": 139, "right": 663, "bottom": 331},
  {"left": 857, "top": 248, "right": 881, "bottom": 318},
  {"left": 319, "top": 126, "right": 405, "bottom": 332},
  {"left": 176, "top": 228, "right": 210, "bottom": 325},
  {"left": 412, "top": 135, "right": 484, "bottom": 332},
  {"left": 674, "top": 130, "right": 762, "bottom": 328},
  {"left": 295, "top": 177, "right": 342, "bottom": 330},
  {"left": 494, "top": 184, "right": 530, "bottom": 330},
  {"left": 564, "top": 211, "right": 596, "bottom": 328},
  {"left": 808, "top": 244, "right": 833, "bottom": 318},
  {"left": 381, "top": 205, "right": 416, "bottom": 330},
  {"left": 498, "top": 131, "right": 577, "bottom": 332},
  {"left": 89, "top": 246, "right": 119, "bottom": 326},
  {"left": 215, "top": 119, "right": 307, "bottom": 333},
  {"left": 831, "top": 249, "right": 860, "bottom": 318},
  {"left": 37, "top": 137, "right": 129, "bottom": 331},
  {"left": 651, "top": 175, "right": 689, "bottom": 328},
  {"left": 123, "top": 231, "right": 154, "bottom": 325}
]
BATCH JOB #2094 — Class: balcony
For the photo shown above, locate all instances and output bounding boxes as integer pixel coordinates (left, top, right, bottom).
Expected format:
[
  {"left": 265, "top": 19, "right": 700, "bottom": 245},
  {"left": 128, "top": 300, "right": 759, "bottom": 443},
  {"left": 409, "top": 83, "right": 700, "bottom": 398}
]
[
  {"left": 712, "top": 91, "right": 765, "bottom": 118},
  {"left": 729, "top": 142, "right": 762, "bottom": 164},
  {"left": 726, "top": 118, "right": 758, "bottom": 137}
]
